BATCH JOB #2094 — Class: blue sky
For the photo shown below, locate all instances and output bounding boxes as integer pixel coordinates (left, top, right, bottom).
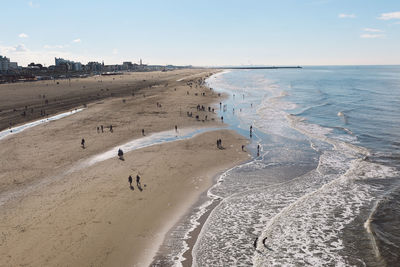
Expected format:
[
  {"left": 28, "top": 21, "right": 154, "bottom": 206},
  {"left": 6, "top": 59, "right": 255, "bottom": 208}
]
[{"left": 1, "top": 0, "right": 399, "bottom": 66}]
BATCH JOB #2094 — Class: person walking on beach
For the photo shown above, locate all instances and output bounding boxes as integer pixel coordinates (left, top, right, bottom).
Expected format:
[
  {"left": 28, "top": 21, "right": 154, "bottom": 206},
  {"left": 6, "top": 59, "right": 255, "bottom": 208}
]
[
  {"left": 118, "top": 148, "right": 124, "bottom": 160},
  {"left": 136, "top": 174, "right": 141, "bottom": 187},
  {"left": 250, "top": 125, "right": 253, "bottom": 138},
  {"left": 257, "top": 144, "right": 260, "bottom": 157},
  {"left": 142, "top": 129, "right": 145, "bottom": 136},
  {"left": 110, "top": 125, "right": 113, "bottom": 133},
  {"left": 101, "top": 125, "right": 104, "bottom": 133},
  {"left": 217, "top": 139, "right": 222, "bottom": 149},
  {"left": 175, "top": 125, "right": 178, "bottom": 132},
  {"left": 81, "top": 138, "right": 85, "bottom": 149},
  {"left": 97, "top": 126, "right": 100, "bottom": 133},
  {"left": 128, "top": 175, "right": 133, "bottom": 187}
]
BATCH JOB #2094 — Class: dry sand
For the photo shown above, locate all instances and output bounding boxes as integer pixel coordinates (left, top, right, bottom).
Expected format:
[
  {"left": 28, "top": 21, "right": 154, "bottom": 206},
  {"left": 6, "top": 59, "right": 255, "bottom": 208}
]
[
  {"left": 0, "top": 69, "right": 250, "bottom": 266},
  {"left": 0, "top": 69, "right": 212, "bottom": 131}
]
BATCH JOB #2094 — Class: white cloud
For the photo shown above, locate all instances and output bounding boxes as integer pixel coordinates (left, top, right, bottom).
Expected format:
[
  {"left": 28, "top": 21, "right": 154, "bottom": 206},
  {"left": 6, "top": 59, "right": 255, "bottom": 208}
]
[
  {"left": 44, "top": 44, "right": 64, "bottom": 49},
  {"left": 378, "top": 11, "right": 400, "bottom": 20},
  {"left": 363, "top": 28, "right": 383, "bottom": 33},
  {"left": 15, "top": 44, "right": 28, "bottom": 52},
  {"left": 72, "top": 38, "right": 81, "bottom": 43},
  {"left": 360, "top": 34, "right": 385, "bottom": 39},
  {"left": 0, "top": 44, "right": 28, "bottom": 54},
  {"left": 28, "top": 1, "right": 39, "bottom": 8},
  {"left": 112, "top": 48, "right": 118, "bottom": 55},
  {"left": 18, "top": 33, "right": 29, "bottom": 38},
  {"left": 339, "top": 13, "right": 356, "bottom": 19}
]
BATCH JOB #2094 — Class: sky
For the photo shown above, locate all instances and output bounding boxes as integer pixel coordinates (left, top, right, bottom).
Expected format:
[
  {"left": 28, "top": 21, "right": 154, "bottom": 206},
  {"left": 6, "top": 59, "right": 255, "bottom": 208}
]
[{"left": 0, "top": 0, "right": 399, "bottom": 66}]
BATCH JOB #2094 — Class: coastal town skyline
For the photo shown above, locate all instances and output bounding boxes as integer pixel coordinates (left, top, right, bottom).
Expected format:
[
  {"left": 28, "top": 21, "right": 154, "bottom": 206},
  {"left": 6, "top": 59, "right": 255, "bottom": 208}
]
[{"left": 1, "top": 0, "right": 400, "bottom": 67}]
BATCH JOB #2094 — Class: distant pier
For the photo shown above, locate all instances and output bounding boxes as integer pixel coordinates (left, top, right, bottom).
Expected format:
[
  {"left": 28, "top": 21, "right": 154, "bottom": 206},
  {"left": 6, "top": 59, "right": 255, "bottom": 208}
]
[{"left": 220, "top": 66, "right": 302, "bottom": 70}]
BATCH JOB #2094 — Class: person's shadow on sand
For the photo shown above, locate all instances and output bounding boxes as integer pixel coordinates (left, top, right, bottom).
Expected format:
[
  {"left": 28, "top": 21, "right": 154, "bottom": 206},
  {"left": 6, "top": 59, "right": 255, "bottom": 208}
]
[
  {"left": 137, "top": 183, "right": 143, "bottom": 192},
  {"left": 130, "top": 185, "right": 134, "bottom": 191}
]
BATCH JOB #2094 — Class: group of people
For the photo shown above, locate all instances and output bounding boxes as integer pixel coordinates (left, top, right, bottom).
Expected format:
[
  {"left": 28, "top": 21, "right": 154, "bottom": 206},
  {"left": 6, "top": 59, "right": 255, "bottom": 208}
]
[
  {"left": 128, "top": 174, "right": 142, "bottom": 191},
  {"left": 96, "top": 125, "right": 113, "bottom": 133}
]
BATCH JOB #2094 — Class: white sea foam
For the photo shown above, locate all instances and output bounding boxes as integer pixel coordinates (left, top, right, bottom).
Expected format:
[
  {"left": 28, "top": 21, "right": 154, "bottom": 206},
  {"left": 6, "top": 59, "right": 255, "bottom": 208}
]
[{"left": 186, "top": 70, "right": 400, "bottom": 266}]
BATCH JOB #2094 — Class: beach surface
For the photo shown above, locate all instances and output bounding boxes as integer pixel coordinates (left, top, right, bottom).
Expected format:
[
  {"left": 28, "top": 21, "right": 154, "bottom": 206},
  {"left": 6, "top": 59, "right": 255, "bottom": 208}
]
[{"left": 0, "top": 69, "right": 250, "bottom": 266}]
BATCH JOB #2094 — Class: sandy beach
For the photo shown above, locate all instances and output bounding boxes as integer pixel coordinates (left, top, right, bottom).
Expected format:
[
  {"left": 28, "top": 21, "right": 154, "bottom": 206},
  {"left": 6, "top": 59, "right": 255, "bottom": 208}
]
[{"left": 0, "top": 69, "right": 250, "bottom": 266}]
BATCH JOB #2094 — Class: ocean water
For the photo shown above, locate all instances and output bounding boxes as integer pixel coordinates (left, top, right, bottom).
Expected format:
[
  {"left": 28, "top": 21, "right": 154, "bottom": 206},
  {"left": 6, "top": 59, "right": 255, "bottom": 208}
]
[{"left": 153, "top": 66, "right": 400, "bottom": 266}]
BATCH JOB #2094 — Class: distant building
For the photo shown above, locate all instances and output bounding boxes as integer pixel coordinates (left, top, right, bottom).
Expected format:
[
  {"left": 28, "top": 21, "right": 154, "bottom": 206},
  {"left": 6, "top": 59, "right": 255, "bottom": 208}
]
[
  {"left": 86, "top": 61, "right": 103, "bottom": 72},
  {"left": 9, "top": 62, "right": 18, "bottom": 69},
  {"left": 55, "top": 57, "right": 82, "bottom": 71},
  {"left": 73, "top": 62, "right": 82, "bottom": 71},
  {"left": 0, "top": 55, "right": 10, "bottom": 72},
  {"left": 122, "top": 61, "right": 132, "bottom": 70}
]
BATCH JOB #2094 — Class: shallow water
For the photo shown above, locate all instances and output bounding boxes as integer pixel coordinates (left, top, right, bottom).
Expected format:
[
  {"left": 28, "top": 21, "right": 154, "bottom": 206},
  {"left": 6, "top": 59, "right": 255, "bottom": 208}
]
[{"left": 153, "top": 66, "right": 400, "bottom": 266}]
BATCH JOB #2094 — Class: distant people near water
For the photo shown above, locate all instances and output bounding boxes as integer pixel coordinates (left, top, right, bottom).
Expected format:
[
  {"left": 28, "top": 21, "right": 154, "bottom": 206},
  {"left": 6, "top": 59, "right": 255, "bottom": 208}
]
[
  {"left": 97, "top": 126, "right": 100, "bottom": 133},
  {"left": 257, "top": 144, "right": 260, "bottom": 157},
  {"left": 242, "top": 145, "right": 245, "bottom": 151},
  {"left": 250, "top": 125, "right": 253, "bottom": 138},
  {"left": 101, "top": 125, "right": 104, "bottom": 133},
  {"left": 221, "top": 116, "right": 224, "bottom": 122},
  {"left": 81, "top": 138, "right": 85, "bottom": 149},
  {"left": 175, "top": 125, "right": 178, "bottom": 132},
  {"left": 110, "top": 125, "right": 113, "bottom": 133},
  {"left": 142, "top": 129, "right": 145, "bottom": 136}
]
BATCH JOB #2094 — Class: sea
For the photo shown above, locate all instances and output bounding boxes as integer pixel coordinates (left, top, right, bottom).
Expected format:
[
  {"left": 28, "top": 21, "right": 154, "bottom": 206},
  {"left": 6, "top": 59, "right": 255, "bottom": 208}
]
[{"left": 152, "top": 66, "right": 400, "bottom": 266}]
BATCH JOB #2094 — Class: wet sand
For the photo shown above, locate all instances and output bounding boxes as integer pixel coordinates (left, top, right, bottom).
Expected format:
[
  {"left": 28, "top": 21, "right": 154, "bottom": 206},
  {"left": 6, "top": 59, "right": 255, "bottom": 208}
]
[{"left": 0, "top": 69, "right": 250, "bottom": 266}]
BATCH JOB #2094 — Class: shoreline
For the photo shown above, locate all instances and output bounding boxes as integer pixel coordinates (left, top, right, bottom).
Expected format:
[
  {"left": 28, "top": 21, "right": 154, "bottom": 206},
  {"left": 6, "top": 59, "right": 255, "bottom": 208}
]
[{"left": 150, "top": 70, "right": 254, "bottom": 266}]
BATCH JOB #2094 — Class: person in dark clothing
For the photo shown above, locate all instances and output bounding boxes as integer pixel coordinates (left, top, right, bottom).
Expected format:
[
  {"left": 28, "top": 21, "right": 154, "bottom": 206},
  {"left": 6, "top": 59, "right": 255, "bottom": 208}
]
[
  {"left": 128, "top": 175, "right": 133, "bottom": 186},
  {"left": 81, "top": 138, "right": 85, "bottom": 148},
  {"left": 118, "top": 148, "right": 124, "bottom": 160},
  {"left": 136, "top": 175, "right": 141, "bottom": 187}
]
